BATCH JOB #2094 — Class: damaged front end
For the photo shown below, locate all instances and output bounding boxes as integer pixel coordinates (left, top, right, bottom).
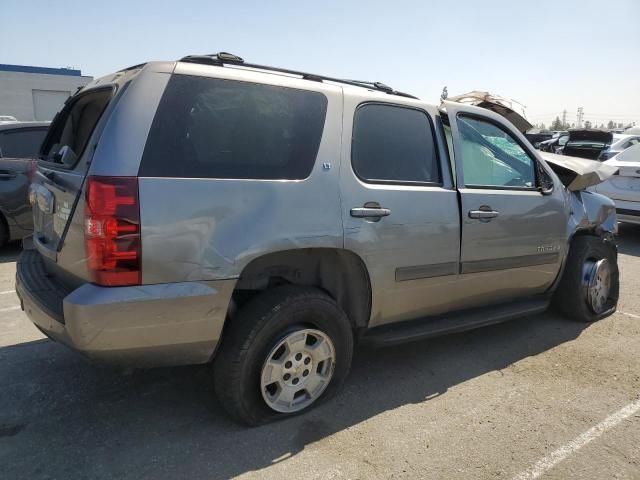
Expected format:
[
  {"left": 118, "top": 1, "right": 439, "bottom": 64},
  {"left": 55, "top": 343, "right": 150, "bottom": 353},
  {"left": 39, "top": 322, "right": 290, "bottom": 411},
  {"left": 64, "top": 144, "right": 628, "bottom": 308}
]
[
  {"left": 567, "top": 190, "right": 618, "bottom": 241},
  {"left": 536, "top": 145, "right": 619, "bottom": 241}
]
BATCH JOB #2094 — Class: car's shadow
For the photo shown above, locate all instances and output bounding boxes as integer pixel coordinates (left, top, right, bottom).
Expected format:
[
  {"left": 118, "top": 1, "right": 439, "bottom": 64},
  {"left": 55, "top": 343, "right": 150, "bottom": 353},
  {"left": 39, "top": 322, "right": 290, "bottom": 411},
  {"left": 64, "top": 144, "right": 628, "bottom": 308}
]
[
  {"left": 617, "top": 223, "right": 640, "bottom": 256},
  {"left": 0, "top": 312, "right": 590, "bottom": 480},
  {"left": 0, "top": 242, "right": 22, "bottom": 264}
]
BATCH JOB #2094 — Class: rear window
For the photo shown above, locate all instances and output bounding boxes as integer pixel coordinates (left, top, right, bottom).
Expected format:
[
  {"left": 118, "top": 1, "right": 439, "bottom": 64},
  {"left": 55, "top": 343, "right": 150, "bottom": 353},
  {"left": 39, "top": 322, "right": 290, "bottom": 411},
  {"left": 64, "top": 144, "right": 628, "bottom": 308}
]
[
  {"left": 139, "top": 75, "right": 328, "bottom": 179},
  {"left": 41, "top": 88, "right": 112, "bottom": 168},
  {"left": 0, "top": 128, "right": 47, "bottom": 158}
]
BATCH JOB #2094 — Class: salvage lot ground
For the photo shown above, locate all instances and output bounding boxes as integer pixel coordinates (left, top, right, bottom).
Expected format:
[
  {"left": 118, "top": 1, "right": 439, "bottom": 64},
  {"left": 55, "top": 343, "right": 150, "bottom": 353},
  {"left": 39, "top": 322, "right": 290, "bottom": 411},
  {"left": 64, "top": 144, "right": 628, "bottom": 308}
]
[{"left": 0, "top": 225, "right": 639, "bottom": 480}]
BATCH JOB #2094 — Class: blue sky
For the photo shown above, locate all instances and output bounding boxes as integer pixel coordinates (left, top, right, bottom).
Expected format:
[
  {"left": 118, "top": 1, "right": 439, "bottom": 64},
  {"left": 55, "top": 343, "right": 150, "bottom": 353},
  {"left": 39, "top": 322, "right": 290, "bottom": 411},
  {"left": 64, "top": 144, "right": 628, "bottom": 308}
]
[{"left": 3, "top": 0, "right": 639, "bottom": 126}]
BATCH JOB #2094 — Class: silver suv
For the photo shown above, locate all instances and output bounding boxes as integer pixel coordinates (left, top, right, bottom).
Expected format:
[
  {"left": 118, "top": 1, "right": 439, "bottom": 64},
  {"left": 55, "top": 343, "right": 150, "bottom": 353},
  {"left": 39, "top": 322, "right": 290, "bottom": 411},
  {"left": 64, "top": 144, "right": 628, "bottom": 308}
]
[{"left": 17, "top": 53, "right": 619, "bottom": 425}]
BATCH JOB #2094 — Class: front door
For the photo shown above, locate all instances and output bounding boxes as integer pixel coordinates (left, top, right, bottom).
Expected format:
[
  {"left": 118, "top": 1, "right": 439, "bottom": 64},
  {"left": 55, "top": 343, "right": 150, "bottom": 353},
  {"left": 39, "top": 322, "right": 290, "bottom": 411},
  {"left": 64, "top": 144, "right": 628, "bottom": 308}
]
[{"left": 443, "top": 101, "right": 568, "bottom": 309}]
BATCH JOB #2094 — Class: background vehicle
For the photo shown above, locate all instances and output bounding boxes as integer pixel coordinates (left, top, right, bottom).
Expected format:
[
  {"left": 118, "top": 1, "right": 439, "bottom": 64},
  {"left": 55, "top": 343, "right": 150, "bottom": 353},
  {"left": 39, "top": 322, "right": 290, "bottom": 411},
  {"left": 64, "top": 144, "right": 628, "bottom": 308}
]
[
  {"left": 562, "top": 129, "right": 613, "bottom": 159},
  {"left": 592, "top": 143, "right": 640, "bottom": 224},
  {"left": 524, "top": 128, "right": 554, "bottom": 147},
  {"left": 539, "top": 132, "right": 569, "bottom": 153},
  {"left": 597, "top": 133, "right": 640, "bottom": 161},
  {"left": 0, "top": 122, "right": 49, "bottom": 246},
  {"left": 17, "top": 55, "right": 619, "bottom": 425}
]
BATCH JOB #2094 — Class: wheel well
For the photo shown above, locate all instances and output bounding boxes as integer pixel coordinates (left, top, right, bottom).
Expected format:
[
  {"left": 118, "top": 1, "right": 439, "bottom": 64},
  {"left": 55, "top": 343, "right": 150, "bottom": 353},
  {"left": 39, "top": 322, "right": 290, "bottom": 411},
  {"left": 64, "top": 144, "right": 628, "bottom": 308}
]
[{"left": 232, "top": 248, "right": 371, "bottom": 330}]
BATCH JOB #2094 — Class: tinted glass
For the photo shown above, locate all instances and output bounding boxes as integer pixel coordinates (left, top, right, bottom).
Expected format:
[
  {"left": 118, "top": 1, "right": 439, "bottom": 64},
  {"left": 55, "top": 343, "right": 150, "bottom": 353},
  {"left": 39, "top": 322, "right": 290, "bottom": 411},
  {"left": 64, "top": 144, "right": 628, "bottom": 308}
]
[
  {"left": 0, "top": 128, "right": 47, "bottom": 158},
  {"left": 457, "top": 115, "right": 536, "bottom": 188},
  {"left": 140, "top": 75, "right": 328, "bottom": 179},
  {"left": 351, "top": 104, "right": 440, "bottom": 183}
]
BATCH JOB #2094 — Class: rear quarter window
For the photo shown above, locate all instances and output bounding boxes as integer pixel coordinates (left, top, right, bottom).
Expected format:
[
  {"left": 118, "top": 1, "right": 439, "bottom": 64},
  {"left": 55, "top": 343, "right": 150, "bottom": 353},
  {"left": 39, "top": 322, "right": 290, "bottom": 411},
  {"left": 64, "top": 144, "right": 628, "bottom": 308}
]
[{"left": 139, "top": 75, "right": 328, "bottom": 179}]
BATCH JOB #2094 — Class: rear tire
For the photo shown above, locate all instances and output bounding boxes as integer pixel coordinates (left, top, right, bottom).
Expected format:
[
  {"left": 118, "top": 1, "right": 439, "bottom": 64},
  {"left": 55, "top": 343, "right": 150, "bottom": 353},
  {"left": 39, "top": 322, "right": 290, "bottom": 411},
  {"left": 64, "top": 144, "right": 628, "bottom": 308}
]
[
  {"left": 553, "top": 235, "right": 619, "bottom": 322},
  {"left": 213, "top": 285, "right": 353, "bottom": 426}
]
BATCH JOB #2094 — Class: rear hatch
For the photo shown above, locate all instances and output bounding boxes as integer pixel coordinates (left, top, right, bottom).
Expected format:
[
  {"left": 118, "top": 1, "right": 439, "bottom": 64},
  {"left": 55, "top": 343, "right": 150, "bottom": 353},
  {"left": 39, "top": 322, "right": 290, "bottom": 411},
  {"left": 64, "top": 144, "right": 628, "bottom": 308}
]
[
  {"left": 30, "top": 76, "right": 130, "bottom": 284},
  {"left": 33, "top": 88, "right": 113, "bottom": 247},
  {"left": 563, "top": 129, "right": 613, "bottom": 160}
]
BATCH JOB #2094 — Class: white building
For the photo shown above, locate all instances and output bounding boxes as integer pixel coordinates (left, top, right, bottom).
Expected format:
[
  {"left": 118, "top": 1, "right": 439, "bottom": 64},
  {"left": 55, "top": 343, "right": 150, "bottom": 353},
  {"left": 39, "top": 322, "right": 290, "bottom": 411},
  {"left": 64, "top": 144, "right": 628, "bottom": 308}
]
[{"left": 0, "top": 64, "right": 92, "bottom": 121}]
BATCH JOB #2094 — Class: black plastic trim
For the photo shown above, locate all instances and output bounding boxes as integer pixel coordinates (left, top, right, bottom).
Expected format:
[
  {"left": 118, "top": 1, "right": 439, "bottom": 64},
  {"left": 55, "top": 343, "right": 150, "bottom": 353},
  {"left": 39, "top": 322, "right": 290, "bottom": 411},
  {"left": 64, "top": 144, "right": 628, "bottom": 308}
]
[
  {"left": 461, "top": 252, "right": 560, "bottom": 274},
  {"left": 395, "top": 262, "right": 458, "bottom": 282}
]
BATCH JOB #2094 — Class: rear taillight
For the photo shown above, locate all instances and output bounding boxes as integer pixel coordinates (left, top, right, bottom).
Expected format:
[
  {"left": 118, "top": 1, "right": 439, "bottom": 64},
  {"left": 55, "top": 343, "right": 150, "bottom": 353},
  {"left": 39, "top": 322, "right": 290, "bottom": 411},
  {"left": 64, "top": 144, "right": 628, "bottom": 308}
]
[{"left": 85, "top": 176, "right": 141, "bottom": 286}]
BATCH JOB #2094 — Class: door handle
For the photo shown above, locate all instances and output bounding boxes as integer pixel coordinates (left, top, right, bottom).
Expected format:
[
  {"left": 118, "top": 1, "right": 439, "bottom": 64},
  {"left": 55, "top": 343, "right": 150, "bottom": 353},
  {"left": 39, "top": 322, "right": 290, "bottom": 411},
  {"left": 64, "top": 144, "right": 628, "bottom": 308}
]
[
  {"left": 468, "top": 209, "right": 499, "bottom": 219},
  {"left": 351, "top": 206, "right": 391, "bottom": 218}
]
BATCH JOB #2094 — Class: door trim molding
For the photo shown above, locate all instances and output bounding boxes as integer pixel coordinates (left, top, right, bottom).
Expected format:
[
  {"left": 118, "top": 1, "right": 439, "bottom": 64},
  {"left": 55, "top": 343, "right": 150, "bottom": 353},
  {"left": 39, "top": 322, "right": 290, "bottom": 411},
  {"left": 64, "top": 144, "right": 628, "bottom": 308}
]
[
  {"left": 395, "top": 262, "right": 458, "bottom": 282},
  {"left": 461, "top": 252, "right": 560, "bottom": 274}
]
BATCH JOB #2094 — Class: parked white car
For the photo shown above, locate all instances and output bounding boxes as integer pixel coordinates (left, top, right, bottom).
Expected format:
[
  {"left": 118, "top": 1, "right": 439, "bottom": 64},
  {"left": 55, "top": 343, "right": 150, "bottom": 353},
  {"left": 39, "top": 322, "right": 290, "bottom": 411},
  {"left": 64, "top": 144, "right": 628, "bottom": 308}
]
[
  {"left": 592, "top": 143, "right": 640, "bottom": 224},
  {"left": 598, "top": 133, "right": 640, "bottom": 160}
]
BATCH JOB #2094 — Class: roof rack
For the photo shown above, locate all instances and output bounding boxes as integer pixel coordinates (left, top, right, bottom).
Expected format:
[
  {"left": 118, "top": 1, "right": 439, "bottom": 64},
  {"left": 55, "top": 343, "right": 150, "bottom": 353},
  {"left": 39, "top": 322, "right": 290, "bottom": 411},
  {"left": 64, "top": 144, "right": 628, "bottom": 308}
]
[{"left": 179, "top": 52, "right": 419, "bottom": 100}]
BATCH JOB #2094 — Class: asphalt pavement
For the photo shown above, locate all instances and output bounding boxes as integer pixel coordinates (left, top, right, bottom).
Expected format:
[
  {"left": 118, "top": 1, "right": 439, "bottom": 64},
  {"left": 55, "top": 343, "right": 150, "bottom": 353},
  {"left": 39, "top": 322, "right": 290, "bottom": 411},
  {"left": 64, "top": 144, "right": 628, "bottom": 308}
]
[{"left": 1, "top": 224, "right": 639, "bottom": 479}]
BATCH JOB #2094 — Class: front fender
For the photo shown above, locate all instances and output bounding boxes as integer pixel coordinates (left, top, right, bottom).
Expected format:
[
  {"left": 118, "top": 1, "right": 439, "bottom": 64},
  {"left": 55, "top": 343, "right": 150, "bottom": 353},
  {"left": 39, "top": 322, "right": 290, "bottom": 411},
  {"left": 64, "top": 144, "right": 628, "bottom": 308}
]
[{"left": 567, "top": 190, "right": 617, "bottom": 241}]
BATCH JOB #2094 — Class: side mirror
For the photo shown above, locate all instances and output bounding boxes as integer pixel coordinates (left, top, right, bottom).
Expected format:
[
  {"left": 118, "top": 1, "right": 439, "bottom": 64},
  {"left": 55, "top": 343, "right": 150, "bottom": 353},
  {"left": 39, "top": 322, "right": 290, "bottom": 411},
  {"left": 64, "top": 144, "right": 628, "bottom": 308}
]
[{"left": 538, "top": 163, "right": 554, "bottom": 195}]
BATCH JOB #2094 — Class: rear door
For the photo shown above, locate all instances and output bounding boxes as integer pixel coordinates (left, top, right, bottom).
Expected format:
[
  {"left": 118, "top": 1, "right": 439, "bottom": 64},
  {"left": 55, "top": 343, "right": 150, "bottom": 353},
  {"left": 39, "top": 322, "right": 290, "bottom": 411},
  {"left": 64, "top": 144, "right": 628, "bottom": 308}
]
[
  {"left": 340, "top": 94, "right": 460, "bottom": 327},
  {"left": 31, "top": 88, "right": 113, "bottom": 260},
  {"left": 443, "top": 101, "right": 568, "bottom": 309}
]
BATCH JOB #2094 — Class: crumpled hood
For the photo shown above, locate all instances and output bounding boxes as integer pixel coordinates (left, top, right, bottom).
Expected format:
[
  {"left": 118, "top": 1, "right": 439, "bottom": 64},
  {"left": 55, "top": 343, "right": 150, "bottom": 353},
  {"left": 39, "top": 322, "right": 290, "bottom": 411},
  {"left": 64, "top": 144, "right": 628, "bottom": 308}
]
[
  {"left": 445, "top": 91, "right": 533, "bottom": 133},
  {"left": 539, "top": 151, "right": 619, "bottom": 191}
]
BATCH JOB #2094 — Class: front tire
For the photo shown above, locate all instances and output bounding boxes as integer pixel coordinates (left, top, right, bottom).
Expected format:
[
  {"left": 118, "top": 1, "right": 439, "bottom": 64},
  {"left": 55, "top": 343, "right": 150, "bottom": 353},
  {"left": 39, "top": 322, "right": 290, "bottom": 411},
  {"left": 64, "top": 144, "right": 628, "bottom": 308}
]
[
  {"left": 554, "top": 235, "right": 619, "bottom": 322},
  {"left": 213, "top": 286, "right": 353, "bottom": 426}
]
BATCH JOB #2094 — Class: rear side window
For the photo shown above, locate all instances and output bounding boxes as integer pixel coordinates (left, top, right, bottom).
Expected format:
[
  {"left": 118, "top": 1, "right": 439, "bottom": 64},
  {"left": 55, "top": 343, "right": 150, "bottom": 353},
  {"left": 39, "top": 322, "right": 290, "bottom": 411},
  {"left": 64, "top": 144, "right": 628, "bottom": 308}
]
[
  {"left": 140, "top": 75, "right": 328, "bottom": 179},
  {"left": 0, "top": 128, "right": 47, "bottom": 158},
  {"left": 351, "top": 104, "right": 440, "bottom": 184}
]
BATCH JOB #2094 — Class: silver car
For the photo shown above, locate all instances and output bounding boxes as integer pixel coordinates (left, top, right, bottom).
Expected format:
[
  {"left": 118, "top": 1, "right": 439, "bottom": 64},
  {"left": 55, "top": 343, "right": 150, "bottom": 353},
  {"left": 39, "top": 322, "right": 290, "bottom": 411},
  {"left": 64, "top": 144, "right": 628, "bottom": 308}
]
[{"left": 17, "top": 53, "right": 620, "bottom": 425}]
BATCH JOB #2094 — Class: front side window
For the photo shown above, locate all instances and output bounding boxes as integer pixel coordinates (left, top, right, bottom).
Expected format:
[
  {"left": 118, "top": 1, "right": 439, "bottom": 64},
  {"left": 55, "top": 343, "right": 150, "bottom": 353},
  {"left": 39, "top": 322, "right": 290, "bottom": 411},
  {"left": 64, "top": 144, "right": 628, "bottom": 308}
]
[
  {"left": 0, "top": 128, "right": 47, "bottom": 158},
  {"left": 140, "top": 75, "right": 328, "bottom": 179},
  {"left": 351, "top": 104, "right": 440, "bottom": 184},
  {"left": 457, "top": 115, "right": 536, "bottom": 188}
]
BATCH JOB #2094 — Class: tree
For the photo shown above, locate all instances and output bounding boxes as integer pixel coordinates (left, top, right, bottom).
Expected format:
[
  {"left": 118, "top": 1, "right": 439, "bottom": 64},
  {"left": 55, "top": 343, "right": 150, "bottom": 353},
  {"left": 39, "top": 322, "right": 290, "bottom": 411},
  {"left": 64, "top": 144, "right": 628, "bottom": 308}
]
[
  {"left": 584, "top": 120, "right": 592, "bottom": 129},
  {"left": 550, "top": 116, "right": 563, "bottom": 130},
  {"left": 607, "top": 120, "right": 615, "bottom": 129}
]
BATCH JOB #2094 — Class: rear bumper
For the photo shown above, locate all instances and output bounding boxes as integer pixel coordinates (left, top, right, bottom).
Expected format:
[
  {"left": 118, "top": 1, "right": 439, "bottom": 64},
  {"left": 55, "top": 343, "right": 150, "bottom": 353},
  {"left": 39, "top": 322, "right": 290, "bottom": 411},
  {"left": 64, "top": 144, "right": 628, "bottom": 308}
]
[{"left": 16, "top": 249, "right": 236, "bottom": 367}]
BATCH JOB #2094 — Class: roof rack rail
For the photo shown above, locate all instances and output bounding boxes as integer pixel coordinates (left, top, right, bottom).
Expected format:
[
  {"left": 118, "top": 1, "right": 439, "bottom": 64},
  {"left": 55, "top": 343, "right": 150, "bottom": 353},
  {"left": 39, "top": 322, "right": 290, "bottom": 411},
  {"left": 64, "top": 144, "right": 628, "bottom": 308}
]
[{"left": 179, "top": 53, "right": 419, "bottom": 100}]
